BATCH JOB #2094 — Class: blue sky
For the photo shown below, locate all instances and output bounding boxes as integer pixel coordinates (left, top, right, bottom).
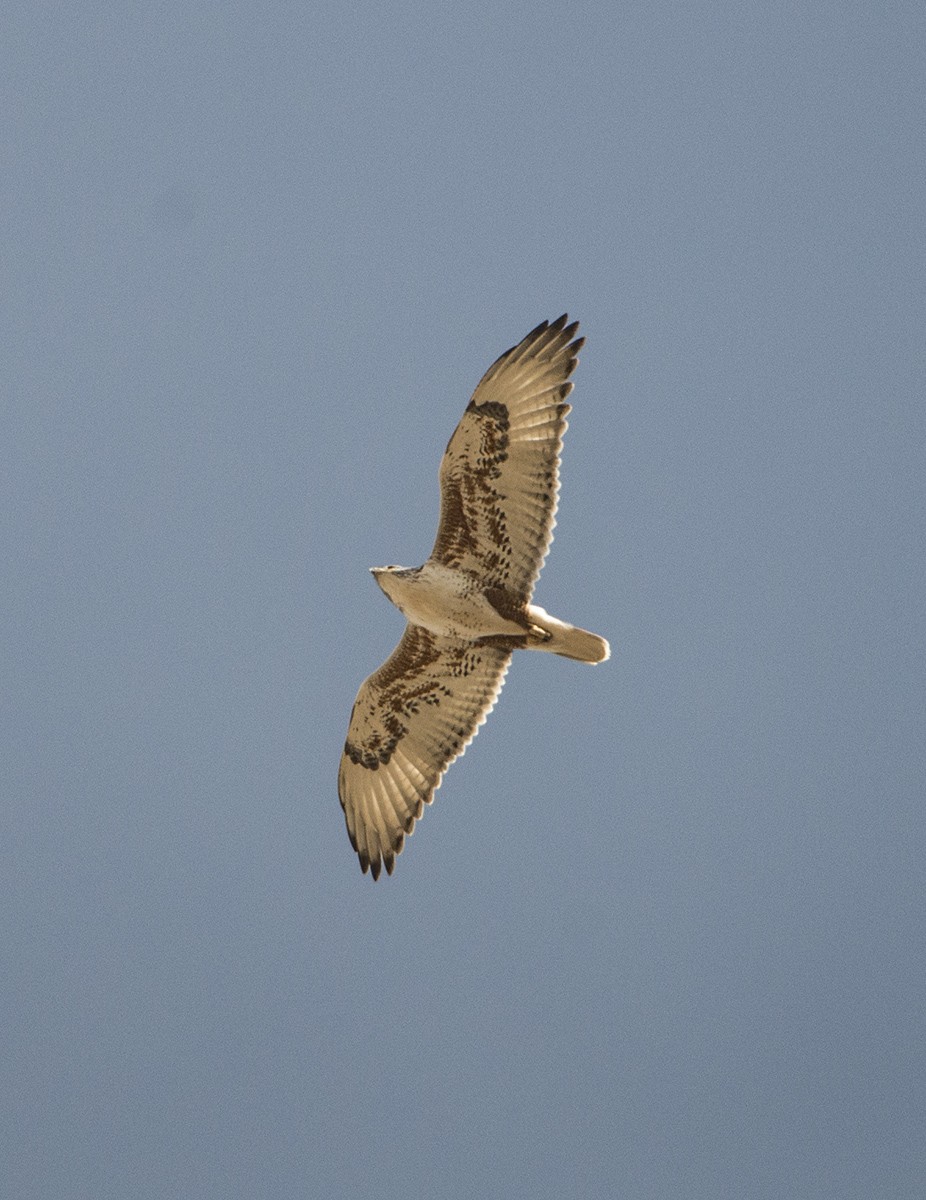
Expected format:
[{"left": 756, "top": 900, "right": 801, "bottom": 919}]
[{"left": 3, "top": 3, "right": 924, "bottom": 1197}]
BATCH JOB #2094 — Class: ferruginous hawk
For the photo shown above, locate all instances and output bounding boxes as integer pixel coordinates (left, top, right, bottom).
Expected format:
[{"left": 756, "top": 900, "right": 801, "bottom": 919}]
[{"left": 339, "top": 315, "right": 609, "bottom": 879}]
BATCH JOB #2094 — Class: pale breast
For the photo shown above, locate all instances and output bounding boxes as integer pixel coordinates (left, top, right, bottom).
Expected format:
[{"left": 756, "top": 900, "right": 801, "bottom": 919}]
[{"left": 388, "top": 563, "right": 525, "bottom": 639}]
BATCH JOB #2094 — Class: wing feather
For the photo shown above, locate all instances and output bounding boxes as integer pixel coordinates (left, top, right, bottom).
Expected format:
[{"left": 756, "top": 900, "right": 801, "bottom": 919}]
[
  {"left": 339, "top": 625, "right": 513, "bottom": 879},
  {"left": 430, "top": 314, "right": 582, "bottom": 602}
]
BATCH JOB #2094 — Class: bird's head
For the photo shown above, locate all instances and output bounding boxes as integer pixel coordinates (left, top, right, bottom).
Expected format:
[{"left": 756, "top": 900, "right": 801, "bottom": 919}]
[{"left": 370, "top": 564, "right": 408, "bottom": 602}]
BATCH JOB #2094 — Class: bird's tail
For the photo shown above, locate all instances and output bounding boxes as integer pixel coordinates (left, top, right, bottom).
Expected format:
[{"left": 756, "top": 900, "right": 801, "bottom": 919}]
[{"left": 525, "top": 605, "right": 610, "bottom": 664}]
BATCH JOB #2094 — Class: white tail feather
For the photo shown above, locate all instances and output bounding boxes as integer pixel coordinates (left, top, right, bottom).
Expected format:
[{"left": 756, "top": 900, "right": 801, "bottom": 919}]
[{"left": 525, "top": 605, "right": 610, "bottom": 664}]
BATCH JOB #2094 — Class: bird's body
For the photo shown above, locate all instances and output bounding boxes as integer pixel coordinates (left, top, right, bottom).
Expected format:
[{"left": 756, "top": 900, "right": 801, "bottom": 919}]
[
  {"left": 339, "top": 315, "right": 609, "bottom": 879},
  {"left": 371, "top": 563, "right": 526, "bottom": 640}
]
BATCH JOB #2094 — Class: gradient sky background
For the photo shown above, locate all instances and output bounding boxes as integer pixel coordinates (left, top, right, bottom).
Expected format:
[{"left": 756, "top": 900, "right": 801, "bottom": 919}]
[{"left": 3, "top": 3, "right": 924, "bottom": 1197}]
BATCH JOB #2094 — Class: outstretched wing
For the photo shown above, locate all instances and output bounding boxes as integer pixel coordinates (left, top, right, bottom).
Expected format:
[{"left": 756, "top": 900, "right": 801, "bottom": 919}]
[
  {"left": 430, "top": 314, "right": 582, "bottom": 604},
  {"left": 339, "top": 625, "right": 513, "bottom": 880}
]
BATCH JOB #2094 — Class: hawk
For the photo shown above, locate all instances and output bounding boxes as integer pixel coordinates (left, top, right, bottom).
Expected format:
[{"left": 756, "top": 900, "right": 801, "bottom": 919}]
[{"left": 339, "top": 315, "right": 610, "bottom": 879}]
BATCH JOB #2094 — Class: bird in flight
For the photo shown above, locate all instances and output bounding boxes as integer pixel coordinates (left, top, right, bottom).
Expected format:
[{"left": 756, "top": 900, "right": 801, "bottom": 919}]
[{"left": 339, "top": 315, "right": 609, "bottom": 879}]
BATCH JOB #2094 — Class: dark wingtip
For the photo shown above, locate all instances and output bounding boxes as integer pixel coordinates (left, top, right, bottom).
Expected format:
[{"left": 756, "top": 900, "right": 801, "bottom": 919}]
[{"left": 545, "top": 314, "right": 581, "bottom": 351}]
